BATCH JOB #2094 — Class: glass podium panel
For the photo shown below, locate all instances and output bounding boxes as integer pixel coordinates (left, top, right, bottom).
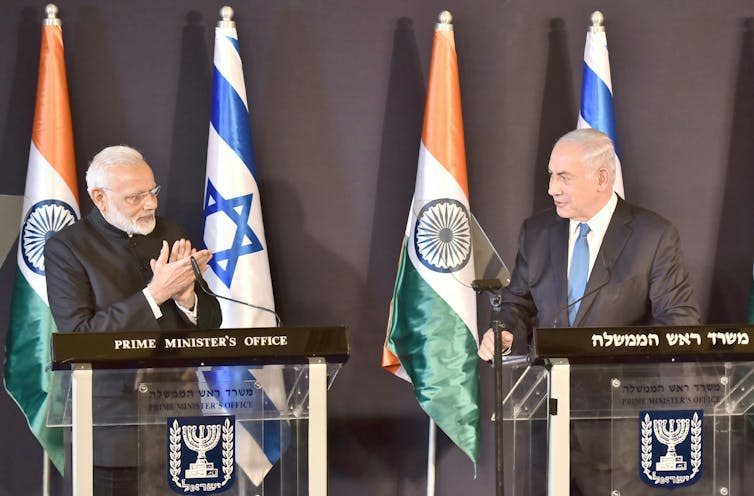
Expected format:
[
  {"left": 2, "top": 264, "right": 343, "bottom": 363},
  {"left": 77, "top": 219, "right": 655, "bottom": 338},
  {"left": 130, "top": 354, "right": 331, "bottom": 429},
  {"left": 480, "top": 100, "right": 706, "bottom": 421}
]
[
  {"left": 49, "top": 363, "right": 342, "bottom": 495},
  {"left": 501, "top": 359, "right": 754, "bottom": 496},
  {"left": 604, "top": 362, "right": 754, "bottom": 496},
  {"left": 501, "top": 356, "right": 549, "bottom": 496}
]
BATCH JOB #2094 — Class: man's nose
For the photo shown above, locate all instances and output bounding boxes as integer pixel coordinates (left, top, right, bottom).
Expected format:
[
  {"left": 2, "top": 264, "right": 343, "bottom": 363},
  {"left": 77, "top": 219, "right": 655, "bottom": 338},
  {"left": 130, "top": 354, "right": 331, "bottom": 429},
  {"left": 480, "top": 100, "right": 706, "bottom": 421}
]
[
  {"left": 548, "top": 177, "right": 558, "bottom": 197},
  {"left": 143, "top": 194, "right": 158, "bottom": 209}
]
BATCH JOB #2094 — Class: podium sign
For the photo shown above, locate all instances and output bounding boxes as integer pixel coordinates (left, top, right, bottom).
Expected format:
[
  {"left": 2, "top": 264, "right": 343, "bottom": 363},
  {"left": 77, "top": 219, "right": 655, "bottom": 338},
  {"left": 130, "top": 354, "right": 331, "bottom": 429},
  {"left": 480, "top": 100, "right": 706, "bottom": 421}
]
[
  {"left": 48, "top": 326, "right": 348, "bottom": 496},
  {"left": 502, "top": 325, "right": 754, "bottom": 496}
]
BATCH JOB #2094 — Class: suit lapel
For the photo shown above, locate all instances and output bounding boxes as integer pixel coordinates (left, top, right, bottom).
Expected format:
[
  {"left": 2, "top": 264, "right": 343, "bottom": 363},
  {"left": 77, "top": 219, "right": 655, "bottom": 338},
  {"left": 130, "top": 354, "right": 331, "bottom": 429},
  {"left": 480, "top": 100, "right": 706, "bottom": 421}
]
[{"left": 573, "top": 198, "right": 633, "bottom": 326}]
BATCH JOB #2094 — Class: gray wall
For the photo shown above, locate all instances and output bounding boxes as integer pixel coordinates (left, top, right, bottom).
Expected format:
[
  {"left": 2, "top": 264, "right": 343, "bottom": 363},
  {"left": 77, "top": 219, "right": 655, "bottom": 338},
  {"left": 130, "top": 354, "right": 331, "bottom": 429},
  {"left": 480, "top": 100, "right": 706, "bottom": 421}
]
[{"left": 1, "top": 1, "right": 752, "bottom": 494}]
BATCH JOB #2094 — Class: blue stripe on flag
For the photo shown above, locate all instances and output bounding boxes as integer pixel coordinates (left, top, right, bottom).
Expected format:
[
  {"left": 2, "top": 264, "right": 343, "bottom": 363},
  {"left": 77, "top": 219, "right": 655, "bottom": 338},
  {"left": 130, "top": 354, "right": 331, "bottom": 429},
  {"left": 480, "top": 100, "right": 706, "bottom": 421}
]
[
  {"left": 225, "top": 35, "right": 241, "bottom": 55},
  {"left": 580, "top": 62, "right": 620, "bottom": 156},
  {"left": 211, "top": 67, "right": 258, "bottom": 179}
]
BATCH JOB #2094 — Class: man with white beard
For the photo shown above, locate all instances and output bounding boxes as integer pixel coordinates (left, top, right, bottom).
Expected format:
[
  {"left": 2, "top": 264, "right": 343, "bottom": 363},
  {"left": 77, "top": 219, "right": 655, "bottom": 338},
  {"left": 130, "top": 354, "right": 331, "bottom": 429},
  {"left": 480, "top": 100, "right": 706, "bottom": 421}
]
[{"left": 44, "top": 145, "right": 221, "bottom": 495}]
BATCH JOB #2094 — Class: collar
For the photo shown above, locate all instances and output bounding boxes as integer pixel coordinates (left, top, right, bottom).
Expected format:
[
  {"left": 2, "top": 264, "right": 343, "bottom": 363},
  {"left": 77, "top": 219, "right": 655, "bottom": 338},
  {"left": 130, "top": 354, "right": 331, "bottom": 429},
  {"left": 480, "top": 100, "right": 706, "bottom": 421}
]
[{"left": 568, "top": 192, "right": 618, "bottom": 236}]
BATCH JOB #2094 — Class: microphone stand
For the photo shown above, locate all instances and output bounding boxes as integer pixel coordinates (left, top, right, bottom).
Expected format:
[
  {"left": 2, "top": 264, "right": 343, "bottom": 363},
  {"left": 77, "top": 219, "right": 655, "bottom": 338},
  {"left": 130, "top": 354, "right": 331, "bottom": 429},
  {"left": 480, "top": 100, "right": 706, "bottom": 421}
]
[
  {"left": 473, "top": 280, "right": 505, "bottom": 496},
  {"left": 190, "top": 256, "right": 282, "bottom": 327}
]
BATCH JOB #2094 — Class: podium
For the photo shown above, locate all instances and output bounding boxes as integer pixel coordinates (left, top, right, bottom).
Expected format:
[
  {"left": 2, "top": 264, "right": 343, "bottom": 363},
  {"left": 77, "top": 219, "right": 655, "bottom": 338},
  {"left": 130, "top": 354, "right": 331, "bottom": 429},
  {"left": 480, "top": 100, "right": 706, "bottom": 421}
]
[
  {"left": 501, "top": 325, "right": 754, "bottom": 496},
  {"left": 47, "top": 326, "right": 348, "bottom": 496}
]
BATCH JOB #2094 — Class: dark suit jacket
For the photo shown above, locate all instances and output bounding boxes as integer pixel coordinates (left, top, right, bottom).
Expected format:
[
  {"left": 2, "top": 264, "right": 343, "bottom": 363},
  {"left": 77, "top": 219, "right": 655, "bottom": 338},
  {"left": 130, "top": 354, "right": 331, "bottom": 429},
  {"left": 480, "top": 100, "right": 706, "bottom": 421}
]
[
  {"left": 45, "top": 209, "right": 221, "bottom": 333},
  {"left": 44, "top": 208, "right": 222, "bottom": 466},
  {"left": 501, "top": 198, "right": 700, "bottom": 353}
]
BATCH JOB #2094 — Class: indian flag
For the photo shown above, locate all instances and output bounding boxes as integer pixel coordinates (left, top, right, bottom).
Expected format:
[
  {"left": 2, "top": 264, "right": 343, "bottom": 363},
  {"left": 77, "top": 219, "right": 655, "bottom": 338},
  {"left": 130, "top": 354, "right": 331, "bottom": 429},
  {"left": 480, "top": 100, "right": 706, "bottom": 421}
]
[
  {"left": 382, "top": 11, "right": 480, "bottom": 469},
  {"left": 3, "top": 7, "right": 80, "bottom": 474}
]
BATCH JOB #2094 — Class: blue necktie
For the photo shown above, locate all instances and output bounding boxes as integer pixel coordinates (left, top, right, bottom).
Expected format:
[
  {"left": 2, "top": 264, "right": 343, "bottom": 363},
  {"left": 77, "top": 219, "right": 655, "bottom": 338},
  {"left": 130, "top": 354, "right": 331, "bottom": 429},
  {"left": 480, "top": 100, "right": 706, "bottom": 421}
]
[{"left": 568, "top": 223, "right": 591, "bottom": 325}]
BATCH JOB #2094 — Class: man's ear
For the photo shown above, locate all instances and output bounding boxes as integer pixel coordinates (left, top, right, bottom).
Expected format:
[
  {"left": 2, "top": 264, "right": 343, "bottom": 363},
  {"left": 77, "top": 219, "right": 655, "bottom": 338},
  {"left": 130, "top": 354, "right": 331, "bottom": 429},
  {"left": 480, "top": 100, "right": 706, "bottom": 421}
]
[
  {"left": 90, "top": 189, "right": 107, "bottom": 212},
  {"left": 597, "top": 167, "right": 610, "bottom": 191}
]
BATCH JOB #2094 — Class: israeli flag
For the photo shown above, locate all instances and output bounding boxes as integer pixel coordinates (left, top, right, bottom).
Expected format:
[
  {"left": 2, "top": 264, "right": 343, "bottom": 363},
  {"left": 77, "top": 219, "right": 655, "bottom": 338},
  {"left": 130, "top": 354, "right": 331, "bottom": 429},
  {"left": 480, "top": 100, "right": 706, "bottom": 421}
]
[
  {"left": 201, "top": 8, "right": 287, "bottom": 486},
  {"left": 577, "top": 11, "right": 625, "bottom": 198}
]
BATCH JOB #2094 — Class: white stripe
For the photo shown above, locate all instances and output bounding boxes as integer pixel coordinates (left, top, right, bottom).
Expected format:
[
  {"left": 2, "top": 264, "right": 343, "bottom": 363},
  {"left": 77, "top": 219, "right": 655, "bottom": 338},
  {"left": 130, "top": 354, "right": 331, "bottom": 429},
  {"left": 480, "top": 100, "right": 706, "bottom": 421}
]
[
  {"left": 391, "top": 366, "right": 411, "bottom": 382},
  {"left": 17, "top": 143, "right": 80, "bottom": 303},
  {"left": 235, "top": 425, "right": 273, "bottom": 486},
  {"left": 583, "top": 31, "right": 613, "bottom": 92},
  {"left": 215, "top": 28, "right": 248, "bottom": 110},
  {"left": 22, "top": 143, "right": 79, "bottom": 216},
  {"left": 405, "top": 143, "right": 478, "bottom": 340}
]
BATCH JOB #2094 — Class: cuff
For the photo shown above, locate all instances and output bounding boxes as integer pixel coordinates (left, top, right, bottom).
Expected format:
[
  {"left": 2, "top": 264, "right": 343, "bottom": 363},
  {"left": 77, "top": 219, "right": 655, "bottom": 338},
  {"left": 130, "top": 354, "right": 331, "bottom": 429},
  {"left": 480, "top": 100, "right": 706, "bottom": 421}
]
[
  {"left": 142, "top": 287, "right": 163, "bottom": 319},
  {"left": 174, "top": 292, "right": 198, "bottom": 325}
]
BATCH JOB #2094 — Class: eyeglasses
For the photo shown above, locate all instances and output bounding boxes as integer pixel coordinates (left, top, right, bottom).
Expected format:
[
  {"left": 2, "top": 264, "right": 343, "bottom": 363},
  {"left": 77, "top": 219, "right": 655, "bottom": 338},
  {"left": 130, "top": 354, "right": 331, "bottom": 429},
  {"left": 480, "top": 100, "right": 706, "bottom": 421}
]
[{"left": 103, "top": 185, "right": 161, "bottom": 206}]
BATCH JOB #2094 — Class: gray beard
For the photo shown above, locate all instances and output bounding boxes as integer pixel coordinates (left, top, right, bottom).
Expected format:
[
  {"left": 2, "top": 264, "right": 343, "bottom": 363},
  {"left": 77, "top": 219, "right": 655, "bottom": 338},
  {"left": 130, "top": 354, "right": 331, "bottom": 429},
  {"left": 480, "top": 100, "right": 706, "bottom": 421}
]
[{"left": 104, "top": 207, "right": 156, "bottom": 235}]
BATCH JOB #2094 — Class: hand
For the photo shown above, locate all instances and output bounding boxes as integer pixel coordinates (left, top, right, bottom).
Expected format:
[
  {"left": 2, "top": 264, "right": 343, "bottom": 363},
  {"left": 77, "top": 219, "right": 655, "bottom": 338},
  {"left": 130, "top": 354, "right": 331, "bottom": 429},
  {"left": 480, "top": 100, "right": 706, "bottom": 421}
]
[
  {"left": 168, "top": 238, "right": 193, "bottom": 264},
  {"left": 477, "top": 327, "right": 514, "bottom": 362},
  {"left": 173, "top": 247, "right": 213, "bottom": 307},
  {"left": 147, "top": 240, "right": 199, "bottom": 305}
]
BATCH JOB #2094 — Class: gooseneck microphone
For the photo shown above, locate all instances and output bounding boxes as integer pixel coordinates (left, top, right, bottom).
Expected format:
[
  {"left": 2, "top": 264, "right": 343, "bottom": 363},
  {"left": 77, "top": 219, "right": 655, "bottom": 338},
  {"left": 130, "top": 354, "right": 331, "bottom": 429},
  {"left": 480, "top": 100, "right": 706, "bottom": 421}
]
[
  {"left": 190, "top": 256, "right": 282, "bottom": 327},
  {"left": 552, "top": 251, "right": 613, "bottom": 327}
]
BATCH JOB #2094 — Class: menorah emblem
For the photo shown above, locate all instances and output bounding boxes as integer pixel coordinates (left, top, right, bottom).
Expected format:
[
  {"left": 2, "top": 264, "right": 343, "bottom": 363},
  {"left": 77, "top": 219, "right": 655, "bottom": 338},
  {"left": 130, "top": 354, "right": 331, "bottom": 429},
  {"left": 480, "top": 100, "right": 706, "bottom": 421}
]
[
  {"left": 653, "top": 417, "right": 690, "bottom": 471},
  {"left": 182, "top": 424, "right": 222, "bottom": 478}
]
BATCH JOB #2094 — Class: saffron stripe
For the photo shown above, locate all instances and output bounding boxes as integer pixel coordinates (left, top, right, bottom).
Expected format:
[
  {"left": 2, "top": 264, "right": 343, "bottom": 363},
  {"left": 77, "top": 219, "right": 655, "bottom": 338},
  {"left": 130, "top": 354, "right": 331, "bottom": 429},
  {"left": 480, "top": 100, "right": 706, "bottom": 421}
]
[
  {"left": 421, "top": 30, "right": 469, "bottom": 200},
  {"left": 31, "top": 25, "right": 78, "bottom": 203}
]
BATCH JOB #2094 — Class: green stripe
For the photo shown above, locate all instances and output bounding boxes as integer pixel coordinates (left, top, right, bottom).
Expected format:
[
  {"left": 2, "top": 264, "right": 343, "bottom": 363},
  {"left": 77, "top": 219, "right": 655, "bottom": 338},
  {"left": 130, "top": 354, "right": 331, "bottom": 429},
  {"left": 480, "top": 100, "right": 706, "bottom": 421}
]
[
  {"left": 387, "top": 241, "right": 480, "bottom": 467},
  {"left": 3, "top": 269, "right": 64, "bottom": 473}
]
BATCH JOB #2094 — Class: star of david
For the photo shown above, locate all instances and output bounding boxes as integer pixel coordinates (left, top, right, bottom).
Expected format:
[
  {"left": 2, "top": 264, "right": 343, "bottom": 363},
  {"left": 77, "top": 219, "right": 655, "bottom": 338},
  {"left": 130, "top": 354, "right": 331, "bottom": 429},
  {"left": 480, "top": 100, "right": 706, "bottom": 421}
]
[{"left": 203, "top": 180, "right": 263, "bottom": 288}]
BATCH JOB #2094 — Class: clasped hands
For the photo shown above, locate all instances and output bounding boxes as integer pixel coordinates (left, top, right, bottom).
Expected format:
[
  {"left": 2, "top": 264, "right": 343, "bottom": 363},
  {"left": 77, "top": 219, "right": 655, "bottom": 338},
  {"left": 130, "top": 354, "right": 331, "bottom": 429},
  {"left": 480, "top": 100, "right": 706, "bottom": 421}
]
[
  {"left": 477, "top": 327, "right": 515, "bottom": 362},
  {"left": 147, "top": 239, "right": 212, "bottom": 308}
]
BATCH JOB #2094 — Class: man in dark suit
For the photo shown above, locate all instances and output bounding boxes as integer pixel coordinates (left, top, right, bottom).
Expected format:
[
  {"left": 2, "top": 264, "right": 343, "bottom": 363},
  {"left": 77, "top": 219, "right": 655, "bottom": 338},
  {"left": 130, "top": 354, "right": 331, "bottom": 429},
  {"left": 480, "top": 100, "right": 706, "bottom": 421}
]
[
  {"left": 477, "top": 129, "right": 700, "bottom": 495},
  {"left": 478, "top": 128, "right": 700, "bottom": 356},
  {"left": 44, "top": 145, "right": 222, "bottom": 495}
]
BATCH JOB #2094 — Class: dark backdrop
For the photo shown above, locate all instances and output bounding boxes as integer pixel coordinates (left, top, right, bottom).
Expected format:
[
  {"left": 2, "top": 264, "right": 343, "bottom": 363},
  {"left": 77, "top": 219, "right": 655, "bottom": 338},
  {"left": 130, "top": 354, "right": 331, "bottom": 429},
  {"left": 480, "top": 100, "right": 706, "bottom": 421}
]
[{"left": 1, "top": 1, "right": 753, "bottom": 495}]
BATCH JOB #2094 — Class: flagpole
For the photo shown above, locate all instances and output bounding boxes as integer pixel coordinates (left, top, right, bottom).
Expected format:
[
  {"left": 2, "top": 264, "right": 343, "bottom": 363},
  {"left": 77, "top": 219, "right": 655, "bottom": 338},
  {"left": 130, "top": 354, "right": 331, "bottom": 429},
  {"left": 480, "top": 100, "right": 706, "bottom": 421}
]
[
  {"left": 384, "top": 7, "right": 481, "bottom": 484},
  {"left": 40, "top": 16, "right": 59, "bottom": 489},
  {"left": 42, "top": 453, "right": 49, "bottom": 496},
  {"left": 427, "top": 418, "right": 436, "bottom": 496},
  {"left": 41, "top": 9, "right": 64, "bottom": 495}
]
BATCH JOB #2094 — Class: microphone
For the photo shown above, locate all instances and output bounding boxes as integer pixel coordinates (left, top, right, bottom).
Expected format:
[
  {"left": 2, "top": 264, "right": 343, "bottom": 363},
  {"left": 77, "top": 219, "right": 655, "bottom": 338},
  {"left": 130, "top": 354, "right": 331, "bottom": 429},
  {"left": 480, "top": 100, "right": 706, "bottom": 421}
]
[
  {"left": 190, "top": 256, "right": 282, "bottom": 327},
  {"left": 471, "top": 278, "right": 503, "bottom": 292},
  {"left": 552, "top": 251, "right": 612, "bottom": 327}
]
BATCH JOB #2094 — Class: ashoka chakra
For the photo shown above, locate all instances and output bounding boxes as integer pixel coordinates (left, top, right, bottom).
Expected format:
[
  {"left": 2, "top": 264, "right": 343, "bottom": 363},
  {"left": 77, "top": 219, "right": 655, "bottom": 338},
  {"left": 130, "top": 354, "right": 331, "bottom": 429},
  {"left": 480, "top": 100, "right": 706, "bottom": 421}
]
[
  {"left": 22, "top": 199, "right": 78, "bottom": 275},
  {"left": 414, "top": 198, "right": 471, "bottom": 273}
]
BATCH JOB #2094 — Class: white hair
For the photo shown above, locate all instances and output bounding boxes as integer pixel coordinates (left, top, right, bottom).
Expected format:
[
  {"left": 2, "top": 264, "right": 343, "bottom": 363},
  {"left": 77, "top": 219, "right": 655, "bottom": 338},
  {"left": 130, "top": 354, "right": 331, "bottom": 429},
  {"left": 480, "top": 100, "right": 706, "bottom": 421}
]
[
  {"left": 555, "top": 129, "right": 616, "bottom": 183},
  {"left": 86, "top": 145, "right": 147, "bottom": 193}
]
